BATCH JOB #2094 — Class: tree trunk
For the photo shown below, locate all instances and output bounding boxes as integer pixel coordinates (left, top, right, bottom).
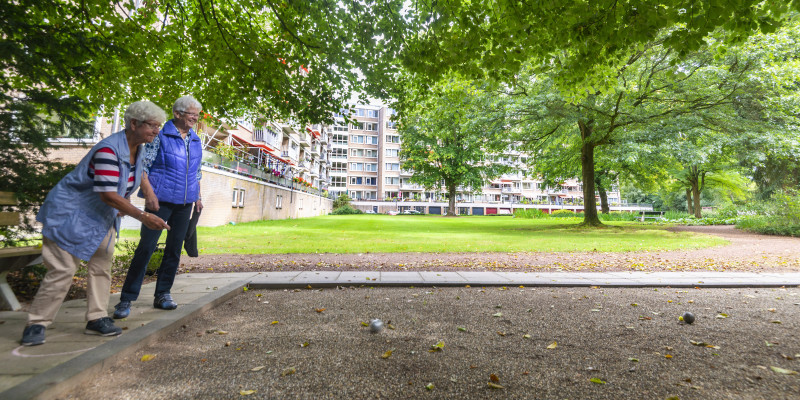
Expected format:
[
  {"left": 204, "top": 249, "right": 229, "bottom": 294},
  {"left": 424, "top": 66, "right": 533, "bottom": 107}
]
[
  {"left": 447, "top": 182, "right": 457, "bottom": 216},
  {"left": 595, "top": 175, "right": 609, "bottom": 214},
  {"left": 692, "top": 183, "right": 702, "bottom": 218},
  {"left": 578, "top": 121, "right": 602, "bottom": 226},
  {"left": 686, "top": 188, "right": 693, "bottom": 215}
]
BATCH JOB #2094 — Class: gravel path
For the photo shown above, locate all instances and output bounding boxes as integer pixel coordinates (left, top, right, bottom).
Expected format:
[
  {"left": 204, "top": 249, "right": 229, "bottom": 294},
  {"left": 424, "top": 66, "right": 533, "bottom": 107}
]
[
  {"left": 68, "top": 286, "right": 800, "bottom": 399},
  {"left": 179, "top": 226, "right": 800, "bottom": 274}
]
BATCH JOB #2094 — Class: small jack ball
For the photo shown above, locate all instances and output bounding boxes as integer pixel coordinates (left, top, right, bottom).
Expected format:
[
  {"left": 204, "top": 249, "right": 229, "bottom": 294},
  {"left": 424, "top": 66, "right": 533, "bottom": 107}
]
[
  {"left": 681, "top": 312, "right": 695, "bottom": 324},
  {"left": 369, "top": 319, "right": 384, "bottom": 333}
]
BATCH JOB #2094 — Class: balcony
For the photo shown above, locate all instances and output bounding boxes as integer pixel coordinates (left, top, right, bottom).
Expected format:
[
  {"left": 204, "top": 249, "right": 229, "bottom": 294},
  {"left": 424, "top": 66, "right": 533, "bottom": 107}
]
[{"left": 399, "top": 169, "right": 413, "bottom": 176}]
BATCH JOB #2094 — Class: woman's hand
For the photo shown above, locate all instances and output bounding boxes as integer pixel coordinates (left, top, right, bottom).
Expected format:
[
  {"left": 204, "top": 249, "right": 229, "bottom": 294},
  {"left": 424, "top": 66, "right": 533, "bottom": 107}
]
[{"left": 141, "top": 211, "right": 170, "bottom": 231}]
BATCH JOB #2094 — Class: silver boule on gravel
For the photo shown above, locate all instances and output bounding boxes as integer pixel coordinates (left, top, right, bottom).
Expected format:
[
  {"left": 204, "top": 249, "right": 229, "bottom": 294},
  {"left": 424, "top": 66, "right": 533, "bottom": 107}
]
[
  {"left": 369, "top": 318, "right": 384, "bottom": 333},
  {"left": 681, "top": 312, "right": 695, "bottom": 324}
]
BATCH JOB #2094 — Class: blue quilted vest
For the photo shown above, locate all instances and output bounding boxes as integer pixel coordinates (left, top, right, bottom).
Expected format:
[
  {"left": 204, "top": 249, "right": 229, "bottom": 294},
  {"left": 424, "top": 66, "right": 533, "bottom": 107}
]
[
  {"left": 37, "top": 130, "right": 145, "bottom": 261},
  {"left": 145, "top": 120, "right": 202, "bottom": 204}
]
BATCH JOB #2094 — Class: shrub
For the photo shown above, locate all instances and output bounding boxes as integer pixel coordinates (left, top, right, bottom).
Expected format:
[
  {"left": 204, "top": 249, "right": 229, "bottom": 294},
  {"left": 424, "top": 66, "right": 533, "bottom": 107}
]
[
  {"left": 513, "top": 209, "right": 548, "bottom": 219},
  {"left": 599, "top": 212, "right": 639, "bottom": 221},
  {"left": 332, "top": 194, "right": 352, "bottom": 210},
  {"left": 550, "top": 209, "right": 580, "bottom": 218},
  {"left": 736, "top": 189, "right": 800, "bottom": 237},
  {"left": 330, "top": 205, "right": 363, "bottom": 215}
]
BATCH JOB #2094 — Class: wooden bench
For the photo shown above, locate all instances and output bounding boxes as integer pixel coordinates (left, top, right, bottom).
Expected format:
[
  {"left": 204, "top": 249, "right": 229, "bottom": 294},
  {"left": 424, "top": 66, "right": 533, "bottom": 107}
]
[
  {"left": 640, "top": 210, "right": 665, "bottom": 222},
  {"left": 0, "top": 191, "right": 43, "bottom": 310}
]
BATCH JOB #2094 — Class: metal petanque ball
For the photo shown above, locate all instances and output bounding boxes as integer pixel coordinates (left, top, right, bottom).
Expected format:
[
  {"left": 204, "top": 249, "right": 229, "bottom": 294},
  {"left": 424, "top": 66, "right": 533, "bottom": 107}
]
[
  {"left": 681, "top": 312, "right": 695, "bottom": 324},
  {"left": 369, "top": 318, "right": 384, "bottom": 333}
]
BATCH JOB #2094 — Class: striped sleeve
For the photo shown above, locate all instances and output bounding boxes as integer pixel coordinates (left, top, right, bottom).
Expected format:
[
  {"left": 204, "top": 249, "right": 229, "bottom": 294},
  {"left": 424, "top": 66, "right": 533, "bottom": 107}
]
[{"left": 89, "top": 147, "right": 121, "bottom": 193}]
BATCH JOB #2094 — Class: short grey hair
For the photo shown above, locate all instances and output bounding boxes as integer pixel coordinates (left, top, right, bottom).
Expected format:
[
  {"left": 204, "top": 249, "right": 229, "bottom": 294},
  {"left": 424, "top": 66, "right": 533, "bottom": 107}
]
[
  {"left": 173, "top": 95, "right": 202, "bottom": 113},
  {"left": 124, "top": 101, "right": 167, "bottom": 130}
]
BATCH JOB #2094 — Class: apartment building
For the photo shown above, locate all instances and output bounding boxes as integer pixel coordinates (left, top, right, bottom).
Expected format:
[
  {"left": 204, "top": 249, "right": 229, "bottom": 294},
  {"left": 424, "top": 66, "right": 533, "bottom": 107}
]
[{"left": 329, "top": 104, "right": 622, "bottom": 207}]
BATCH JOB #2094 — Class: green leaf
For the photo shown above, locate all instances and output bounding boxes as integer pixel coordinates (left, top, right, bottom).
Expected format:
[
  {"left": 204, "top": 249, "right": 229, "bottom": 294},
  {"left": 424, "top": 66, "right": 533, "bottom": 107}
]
[{"left": 590, "top": 378, "right": 607, "bottom": 384}]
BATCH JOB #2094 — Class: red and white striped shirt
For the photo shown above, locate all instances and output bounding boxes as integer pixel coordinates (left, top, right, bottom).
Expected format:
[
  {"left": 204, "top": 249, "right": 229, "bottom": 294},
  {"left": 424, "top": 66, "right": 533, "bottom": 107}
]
[{"left": 88, "top": 147, "right": 136, "bottom": 197}]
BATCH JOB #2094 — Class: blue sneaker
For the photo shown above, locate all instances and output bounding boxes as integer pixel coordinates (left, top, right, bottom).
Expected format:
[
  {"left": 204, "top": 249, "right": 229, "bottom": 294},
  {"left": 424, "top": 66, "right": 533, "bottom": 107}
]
[
  {"left": 21, "top": 324, "right": 46, "bottom": 346},
  {"left": 153, "top": 293, "right": 178, "bottom": 310},
  {"left": 85, "top": 317, "right": 122, "bottom": 336},
  {"left": 113, "top": 301, "right": 131, "bottom": 319}
]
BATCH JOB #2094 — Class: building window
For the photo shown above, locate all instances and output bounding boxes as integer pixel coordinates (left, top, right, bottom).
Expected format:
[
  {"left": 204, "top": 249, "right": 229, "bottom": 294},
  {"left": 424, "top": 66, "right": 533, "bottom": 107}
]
[
  {"left": 385, "top": 163, "right": 400, "bottom": 171},
  {"left": 299, "top": 198, "right": 303, "bottom": 210},
  {"left": 366, "top": 135, "right": 378, "bottom": 145},
  {"left": 332, "top": 148, "right": 347, "bottom": 158},
  {"left": 365, "top": 149, "right": 378, "bottom": 158},
  {"left": 332, "top": 134, "right": 348, "bottom": 144},
  {"left": 333, "top": 125, "right": 348, "bottom": 132},
  {"left": 386, "top": 135, "right": 400, "bottom": 143},
  {"left": 351, "top": 135, "right": 364, "bottom": 144},
  {"left": 386, "top": 120, "right": 397, "bottom": 129},
  {"left": 367, "top": 110, "right": 379, "bottom": 118},
  {"left": 276, "top": 194, "right": 283, "bottom": 209},
  {"left": 365, "top": 177, "right": 377, "bottom": 186},
  {"left": 366, "top": 163, "right": 378, "bottom": 172},
  {"left": 385, "top": 177, "right": 400, "bottom": 185},
  {"left": 351, "top": 176, "right": 363, "bottom": 185},
  {"left": 232, "top": 188, "right": 245, "bottom": 208},
  {"left": 350, "top": 162, "right": 364, "bottom": 171},
  {"left": 385, "top": 148, "right": 398, "bottom": 157},
  {"left": 331, "top": 176, "right": 346, "bottom": 186}
]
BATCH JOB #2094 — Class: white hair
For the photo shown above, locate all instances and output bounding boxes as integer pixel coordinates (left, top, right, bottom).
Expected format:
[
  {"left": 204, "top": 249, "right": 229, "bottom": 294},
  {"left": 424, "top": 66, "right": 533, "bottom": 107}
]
[
  {"left": 173, "top": 95, "right": 202, "bottom": 113},
  {"left": 123, "top": 101, "right": 167, "bottom": 130}
]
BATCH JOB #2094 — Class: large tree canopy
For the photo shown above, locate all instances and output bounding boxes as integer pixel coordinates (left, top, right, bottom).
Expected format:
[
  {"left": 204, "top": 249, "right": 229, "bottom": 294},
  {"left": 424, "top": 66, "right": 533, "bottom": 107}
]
[
  {"left": 393, "top": 0, "right": 798, "bottom": 98},
  {"left": 399, "top": 76, "right": 510, "bottom": 215},
  {"left": 1, "top": 0, "right": 399, "bottom": 123}
]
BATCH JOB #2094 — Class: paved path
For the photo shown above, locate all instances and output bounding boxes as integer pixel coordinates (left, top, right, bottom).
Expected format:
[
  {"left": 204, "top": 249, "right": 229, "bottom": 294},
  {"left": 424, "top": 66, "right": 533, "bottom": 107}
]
[{"left": 2, "top": 270, "right": 800, "bottom": 399}]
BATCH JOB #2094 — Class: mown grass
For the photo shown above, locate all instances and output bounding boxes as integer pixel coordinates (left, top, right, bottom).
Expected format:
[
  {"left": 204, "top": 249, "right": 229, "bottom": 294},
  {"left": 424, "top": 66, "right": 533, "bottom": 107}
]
[{"left": 119, "top": 215, "right": 727, "bottom": 254}]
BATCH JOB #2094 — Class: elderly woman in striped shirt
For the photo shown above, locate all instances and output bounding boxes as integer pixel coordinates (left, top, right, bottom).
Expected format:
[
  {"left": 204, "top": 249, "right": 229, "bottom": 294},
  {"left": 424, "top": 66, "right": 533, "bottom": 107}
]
[{"left": 21, "top": 101, "right": 171, "bottom": 346}]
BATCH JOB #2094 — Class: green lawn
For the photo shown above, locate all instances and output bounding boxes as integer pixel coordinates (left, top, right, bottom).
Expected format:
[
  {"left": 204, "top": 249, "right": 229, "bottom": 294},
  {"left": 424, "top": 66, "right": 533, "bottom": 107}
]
[{"left": 119, "top": 215, "right": 727, "bottom": 254}]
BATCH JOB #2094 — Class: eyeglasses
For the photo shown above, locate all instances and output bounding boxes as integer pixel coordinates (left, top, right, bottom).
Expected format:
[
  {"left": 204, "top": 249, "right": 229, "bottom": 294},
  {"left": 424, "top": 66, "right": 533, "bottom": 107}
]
[
  {"left": 138, "top": 120, "right": 161, "bottom": 130},
  {"left": 179, "top": 111, "right": 200, "bottom": 118}
]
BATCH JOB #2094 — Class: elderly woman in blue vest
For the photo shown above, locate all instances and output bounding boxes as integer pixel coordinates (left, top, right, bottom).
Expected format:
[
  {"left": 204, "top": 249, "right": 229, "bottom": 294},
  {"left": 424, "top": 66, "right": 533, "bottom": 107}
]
[
  {"left": 21, "top": 101, "right": 171, "bottom": 346},
  {"left": 113, "top": 95, "right": 203, "bottom": 318}
]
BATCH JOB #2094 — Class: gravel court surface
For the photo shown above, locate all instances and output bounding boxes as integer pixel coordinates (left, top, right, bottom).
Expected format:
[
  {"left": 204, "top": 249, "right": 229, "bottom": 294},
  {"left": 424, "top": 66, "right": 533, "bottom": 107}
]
[{"left": 68, "top": 286, "right": 800, "bottom": 399}]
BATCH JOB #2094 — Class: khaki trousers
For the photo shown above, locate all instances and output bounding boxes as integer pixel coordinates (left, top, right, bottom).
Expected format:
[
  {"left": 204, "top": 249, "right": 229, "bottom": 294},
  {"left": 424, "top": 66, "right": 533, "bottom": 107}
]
[{"left": 27, "top": 227, "right": 116, "bottom": 326}]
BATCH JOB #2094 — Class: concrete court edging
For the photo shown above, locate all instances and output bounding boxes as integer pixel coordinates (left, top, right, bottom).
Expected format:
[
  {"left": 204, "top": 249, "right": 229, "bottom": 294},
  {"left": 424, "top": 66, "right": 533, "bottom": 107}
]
[{"left": 0, "top": 279, "right": 249, "bottom": 400}]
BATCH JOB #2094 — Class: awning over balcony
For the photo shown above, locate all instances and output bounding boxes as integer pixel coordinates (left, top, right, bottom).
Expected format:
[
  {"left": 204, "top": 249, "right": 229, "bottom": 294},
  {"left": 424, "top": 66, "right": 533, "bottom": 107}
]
[{"left": 230, "top": 134, "right": 294, "bottom": 166}]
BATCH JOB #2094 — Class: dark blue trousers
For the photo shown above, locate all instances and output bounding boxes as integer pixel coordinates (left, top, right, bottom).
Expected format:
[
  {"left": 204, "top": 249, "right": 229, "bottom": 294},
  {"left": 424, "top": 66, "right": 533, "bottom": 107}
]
[{"left": 120, "top": 201, "right": 193, "bottom": 302}]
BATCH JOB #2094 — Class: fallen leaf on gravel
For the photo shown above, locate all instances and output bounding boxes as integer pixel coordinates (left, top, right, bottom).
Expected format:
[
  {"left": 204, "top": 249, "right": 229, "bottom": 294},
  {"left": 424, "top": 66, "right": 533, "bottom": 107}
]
[
  {"left": 590, "top": 309, "right": 601, "bottom": 312},
  {"left": 770, "top": 366, "right": 798, "bottom": 375},
  {"left": 271, "top": 321, "right": 279, "bottom": 325},
  {"left": 665, "top": 354, "right": 673, "bottom": 359},
  {"left": 255, "top": 294, "right": 262, "bottom": 297},
  {"left": 523, "top": 334, "right": 531, "bottom": 339},
  {"left": 715, "top": 313, "right": 729, "bottom": 319},
  {"left": 590, "top": 378, "right": 606, "bottom": 384},
  {"left": 496, "top": 331, "right": 506, "bottom": 336},
  {"left": 689, "top": 340, "right": 720, "bottom": 349},
  {"left": 250, "top": 366, "right": 265, "bottom": 372},
  {"left": 281, "top": 367, "right": 296, "bottom": 376},
  {"left": 239, "top": 390, "right": 256, "bottom": 395},
  {"left": 458, "top": 327, "right": 467, "bottom": 332},
  {"left": 381, "top": 350, "right": 392, "bottom": 359},
  {"left": 217, "top": 330, "right": 229, "bottom": 335},
  {"left": 300, "top": 342, "right": 309, "bottom": 347},
  {"left": 768, "top": 308, "right": 776, "bottom": 313},
  {"left": 242, "top": 287, "right": 248, "bottom": 292},
  {"left": 361, "top": 321, "right": 369, "bottom": 327},
  {"left": 430, "top": 341, "right": 445, "bottom": 352},
  {"left": 315, "top": 308, "right": 326, "bottom": 313},
  {"left": 638, "top": 316, "right": 652, "bottom": 320},
  {"left": 780, "top": 354, "right": 794, "bottom": 360},
  {"left": 629, "top": 358, "right": 639, "bottom": 362},
  {"left": 140, "top": 354, "right": 155, "bottom": 362},
  {"left": 765, "top": 341, "right": 778, "bottom": 347},
  {"left": 425, "top": 383, "right": 434, "bottom": 390},
  {"left": 547, "top": 341, "right": 557, "bottom": 349},
  {"left": 490, "top": 374, "right": 500, "bottom": 383},
  {"left": 631, "top": 303, "right": 639, "bottom": 307},
  {"left": 492, "top": 312, "right": 503, "bottom": 317},
  {"left": 487, "top": 382, "right": 504, "bottom": 389},
  {"left": 387, "top": 324, "right": 396, "bottom": 330},
  {"left": 771, "top": 320, "right": 782, "bottom": 324}
]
